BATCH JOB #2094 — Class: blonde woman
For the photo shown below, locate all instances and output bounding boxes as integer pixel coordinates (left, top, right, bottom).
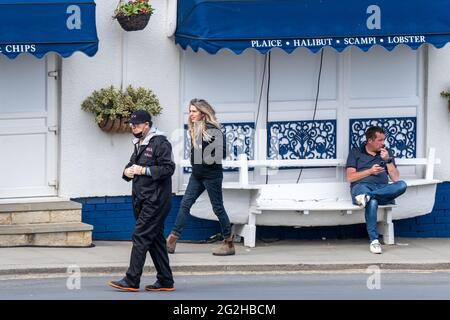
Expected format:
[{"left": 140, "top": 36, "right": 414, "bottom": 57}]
[{"left": 167, "top": 99, "right": 235, "bottom": 256}]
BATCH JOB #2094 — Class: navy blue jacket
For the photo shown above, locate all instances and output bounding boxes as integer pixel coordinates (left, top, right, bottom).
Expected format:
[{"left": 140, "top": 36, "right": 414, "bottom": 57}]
[{"left": 123, "top": 128, "right": 175, "bottom": 216}]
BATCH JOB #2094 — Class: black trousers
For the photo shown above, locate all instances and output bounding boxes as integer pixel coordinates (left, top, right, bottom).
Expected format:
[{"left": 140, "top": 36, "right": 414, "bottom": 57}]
[{"left": 125, "top": 197, "right": 173, "bottom": 287}]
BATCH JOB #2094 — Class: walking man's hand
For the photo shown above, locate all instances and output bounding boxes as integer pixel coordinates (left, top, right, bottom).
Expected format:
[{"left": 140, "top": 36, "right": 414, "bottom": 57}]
[
  {"left": 124, "top": 167, "right": 134, "bottom": 178},
  {"left": 130, "top": 164, "right": 145, "bottom": 175}
]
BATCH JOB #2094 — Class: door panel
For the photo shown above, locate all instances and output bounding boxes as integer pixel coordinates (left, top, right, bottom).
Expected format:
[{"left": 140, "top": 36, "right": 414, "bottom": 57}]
[{"left": 0, "top": 54, "right": 58, "bottom": 198}]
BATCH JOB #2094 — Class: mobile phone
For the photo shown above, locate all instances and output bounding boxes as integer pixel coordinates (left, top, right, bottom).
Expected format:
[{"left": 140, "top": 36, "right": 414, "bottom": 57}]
[{"left": 379, "top": 161, "right": 386, "bottom": 166}]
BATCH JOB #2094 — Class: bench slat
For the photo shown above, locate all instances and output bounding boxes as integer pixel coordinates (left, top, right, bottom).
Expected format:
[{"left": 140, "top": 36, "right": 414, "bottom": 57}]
[{"left": 256, "top": 200, "right": 395, "bottom": 212}]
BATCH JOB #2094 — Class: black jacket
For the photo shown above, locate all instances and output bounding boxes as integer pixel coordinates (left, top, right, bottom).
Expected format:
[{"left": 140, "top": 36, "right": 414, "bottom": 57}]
[
  {"left": 123, "top": 129, "right": 175, "bottom": 210},
  {"left": 190, "top": 124, "right": 227, "bottom": 179}
]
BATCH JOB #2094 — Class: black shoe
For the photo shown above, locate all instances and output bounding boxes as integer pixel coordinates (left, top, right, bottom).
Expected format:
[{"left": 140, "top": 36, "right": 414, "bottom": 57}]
[
  {"left": 145, "top": 281, "right": 175, "bottom": 292},
  {"left": 108, "top": 277, "right": 139, "bottom": 292}
]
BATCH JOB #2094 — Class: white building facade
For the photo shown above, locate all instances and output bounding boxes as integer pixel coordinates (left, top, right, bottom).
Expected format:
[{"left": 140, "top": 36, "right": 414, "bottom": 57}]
[{"left": 1, "top": 0, "right": 449, "bottom": 241}]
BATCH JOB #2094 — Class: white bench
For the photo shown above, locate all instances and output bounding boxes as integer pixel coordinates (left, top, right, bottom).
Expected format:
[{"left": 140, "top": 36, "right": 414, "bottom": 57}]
[
  {"left": 236, "top": 182, "right": 396, "bottom": 248},
  {"left": 179, "top": 148, "right": 440, "bottom": 248}
]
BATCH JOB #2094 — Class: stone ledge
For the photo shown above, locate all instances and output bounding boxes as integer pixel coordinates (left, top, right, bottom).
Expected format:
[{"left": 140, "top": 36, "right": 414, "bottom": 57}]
[
  {"left": 0, "top": 231, "right": 92, "bottom": 247},
  {"left": 0, "top": 200, "right": 82, "bottom": 213},
  {"left": 1, "top": 210, "right": 82, "bottom": 225},
  {"left": 0, "top": 223, "right": 93, "bottom": 235}
]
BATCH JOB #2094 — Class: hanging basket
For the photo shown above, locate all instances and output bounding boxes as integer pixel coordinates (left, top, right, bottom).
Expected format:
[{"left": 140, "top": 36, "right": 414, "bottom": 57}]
[
  {"left": 116, "top": 13, "right": 151, "bottom": 31},
  {"left": 98, "top": 117, "right": 131, "bottom": 133},
  {"left": 119, "top": 117, "right": 131, "bottom": 133}
]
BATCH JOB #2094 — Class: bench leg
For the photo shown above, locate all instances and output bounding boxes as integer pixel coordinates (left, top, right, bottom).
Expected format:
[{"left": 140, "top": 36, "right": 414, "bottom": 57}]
[
  {"left": 232, "top": 212, "right": 256, "bottom": 248},
  {"left": 377, "top": 208, "right": 395, "bottom": 245}
]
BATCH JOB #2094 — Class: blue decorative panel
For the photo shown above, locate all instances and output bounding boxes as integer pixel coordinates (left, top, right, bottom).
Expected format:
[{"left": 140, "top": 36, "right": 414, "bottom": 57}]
[
  {"left": 349, "top": 117, "right": 416, "bottom": 158},
  {"left": 184, "top": 122, "right": 255, "bottom": 172},
  {"left": 268, "top": 120, "right": 337, "bottom": 159},
  {"left": 183, "top": 125, "right": 191, "bottom": 173},
  {"left": 223, "top": 122, "right": 255, "bottom": 161}
]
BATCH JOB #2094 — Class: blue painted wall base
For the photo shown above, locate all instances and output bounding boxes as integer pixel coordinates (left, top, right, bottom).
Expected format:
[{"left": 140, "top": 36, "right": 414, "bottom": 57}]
[
  {"left": 75, "top": 182, "right": 450, "bottom": 242},
  {"left": 395, "top": 182, "right": 450, "bottom": 237},
  {"left": 75, "top": 195, "right": 221, "bottom": 241}
]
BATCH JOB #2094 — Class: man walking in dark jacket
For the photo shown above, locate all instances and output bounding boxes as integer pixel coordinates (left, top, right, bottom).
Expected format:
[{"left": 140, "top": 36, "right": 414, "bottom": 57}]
[{"left": 109, "top": 110, "right": 176, "bottom": 292}]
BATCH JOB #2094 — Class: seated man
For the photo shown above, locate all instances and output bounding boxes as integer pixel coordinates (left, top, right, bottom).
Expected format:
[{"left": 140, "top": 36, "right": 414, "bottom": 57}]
[{"left": 346, "top": 126, "right": 407, "bottom": 254}]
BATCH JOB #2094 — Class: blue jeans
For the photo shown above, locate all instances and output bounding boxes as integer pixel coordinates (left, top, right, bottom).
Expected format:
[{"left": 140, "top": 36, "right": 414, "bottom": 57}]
[
  {"left": 172, "top": 175, "right": 232, "bottom": 238},
  {"left": 351, "top": 181, "right": 407, "bottom": 242}
]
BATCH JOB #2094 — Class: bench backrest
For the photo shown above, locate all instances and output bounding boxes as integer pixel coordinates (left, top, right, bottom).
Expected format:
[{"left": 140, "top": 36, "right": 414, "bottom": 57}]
[{"left": 179, "top": 147, "right": 440, "bottom": 187}]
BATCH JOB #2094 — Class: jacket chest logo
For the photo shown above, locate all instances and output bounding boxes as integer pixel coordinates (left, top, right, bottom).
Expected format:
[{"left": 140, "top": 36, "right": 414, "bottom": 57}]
[{"left": 144, "top": 147, "right": 153, "bottom": 159}]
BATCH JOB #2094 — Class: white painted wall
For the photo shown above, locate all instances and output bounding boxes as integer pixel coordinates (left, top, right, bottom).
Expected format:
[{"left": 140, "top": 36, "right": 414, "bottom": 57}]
[
  {"left": 427, "top": 44, "right": 450, "bottom": 181},
  {"left": 59, "top": 0, "right": 180, "bottom": 197},
  {"left": 181, "top": 45, "right": 426, "bottom": 187},
  {"left": 57, "top": 1, "right": 450, "bottom": 199}
]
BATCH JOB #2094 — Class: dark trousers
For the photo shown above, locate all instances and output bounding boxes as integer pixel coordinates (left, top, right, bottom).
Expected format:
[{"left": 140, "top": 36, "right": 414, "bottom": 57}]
[
  {"left": 125, "top": 198, "right": 173, "bottom": 287},
  {"left": 172, "top": 174, "right": 232, "bottom": 238}
]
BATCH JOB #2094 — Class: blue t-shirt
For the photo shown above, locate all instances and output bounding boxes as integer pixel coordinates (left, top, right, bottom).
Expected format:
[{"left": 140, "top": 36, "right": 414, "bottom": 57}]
[{"left": 346, "top": 144, "right": 396, "bottom": 187}]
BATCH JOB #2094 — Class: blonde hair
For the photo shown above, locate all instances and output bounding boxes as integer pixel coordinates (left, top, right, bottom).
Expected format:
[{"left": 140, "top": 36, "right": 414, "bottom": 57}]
[{"left": 188, "top": 98, "right": 221, "bottom": 148}]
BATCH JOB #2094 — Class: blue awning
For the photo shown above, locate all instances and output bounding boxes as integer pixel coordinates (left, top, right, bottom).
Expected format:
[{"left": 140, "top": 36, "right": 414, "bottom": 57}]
[
  {"left": 175, "top": 0, "right": 450, "bottom": 54},
  {"left": 0, "top": 0, "right": 98, "bottom": 59}
]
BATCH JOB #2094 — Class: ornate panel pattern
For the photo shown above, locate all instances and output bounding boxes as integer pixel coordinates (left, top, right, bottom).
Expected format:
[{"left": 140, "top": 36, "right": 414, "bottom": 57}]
[
  {"left": 349, "top": 117, "right": 416, "bottom": 158},
  {"left": 268, "top": 120, "right": 337, "bottom": 159},
  {"left": 184, "top": 122, "right": 255, "bottom": 172},
  {"left": 223, "top": 122, "right": 255, "bottom": 162}
]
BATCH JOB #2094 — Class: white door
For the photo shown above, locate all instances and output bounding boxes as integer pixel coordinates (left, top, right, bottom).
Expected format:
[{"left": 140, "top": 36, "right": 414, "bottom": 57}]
[{"left": 0, "top": 54, "right": 58, "bottom": 198}]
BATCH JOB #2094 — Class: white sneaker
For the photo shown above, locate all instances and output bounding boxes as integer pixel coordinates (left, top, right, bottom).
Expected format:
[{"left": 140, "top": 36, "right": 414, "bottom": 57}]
[
  {"left": 355, "top": 194, "right": 370, "bottom": 208},
  {"left": 370, "top": 240, "right": 382, "bottom": 254}
]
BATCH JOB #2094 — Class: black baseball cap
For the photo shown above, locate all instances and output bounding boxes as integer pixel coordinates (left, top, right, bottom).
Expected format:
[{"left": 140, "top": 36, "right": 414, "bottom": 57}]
[{"left": 128, "top": 110, "right": 152, "bottom": 124}]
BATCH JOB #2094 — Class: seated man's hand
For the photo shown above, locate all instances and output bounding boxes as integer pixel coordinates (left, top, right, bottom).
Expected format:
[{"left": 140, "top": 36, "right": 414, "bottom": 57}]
[
  {"left": 124, "top": 167, "right": 134, "bottom": 178},
  {"left": 370, "top": 164, "right": 385, "bottom": 175},
  {"left": 380, "top": 148, "right": 390, "bottom": 161}
]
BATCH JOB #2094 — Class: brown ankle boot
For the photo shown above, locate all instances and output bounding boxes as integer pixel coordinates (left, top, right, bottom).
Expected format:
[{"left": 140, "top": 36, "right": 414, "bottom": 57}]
[
  {"left": 166, "top": 233, "right": 179, "bottom": 254},
  {"left": 212, "top": 235, "right": 235, "bottom": 256}
]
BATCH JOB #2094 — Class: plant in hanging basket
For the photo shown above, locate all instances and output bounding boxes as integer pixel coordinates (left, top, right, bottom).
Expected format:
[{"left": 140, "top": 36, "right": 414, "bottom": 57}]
[
  {"left": 113, "top": 0, "right": 154, "bottom": 31},
  {"left": 441, "top": 90, "right": 450, "bottom": 109},
  {"left": 81, "top": 85, "right": 162, "bottom": 133}
]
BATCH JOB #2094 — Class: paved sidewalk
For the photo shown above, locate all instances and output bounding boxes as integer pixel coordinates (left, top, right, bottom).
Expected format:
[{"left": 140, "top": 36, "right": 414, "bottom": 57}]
[{"left": 2, "top": 238, "right": 450, "bottom": 277}]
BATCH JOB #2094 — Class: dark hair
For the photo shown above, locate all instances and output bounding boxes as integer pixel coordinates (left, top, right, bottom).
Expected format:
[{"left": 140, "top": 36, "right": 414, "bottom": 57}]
[{"left": 365, "top": 126, "right": 385, "bottom": 141}]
